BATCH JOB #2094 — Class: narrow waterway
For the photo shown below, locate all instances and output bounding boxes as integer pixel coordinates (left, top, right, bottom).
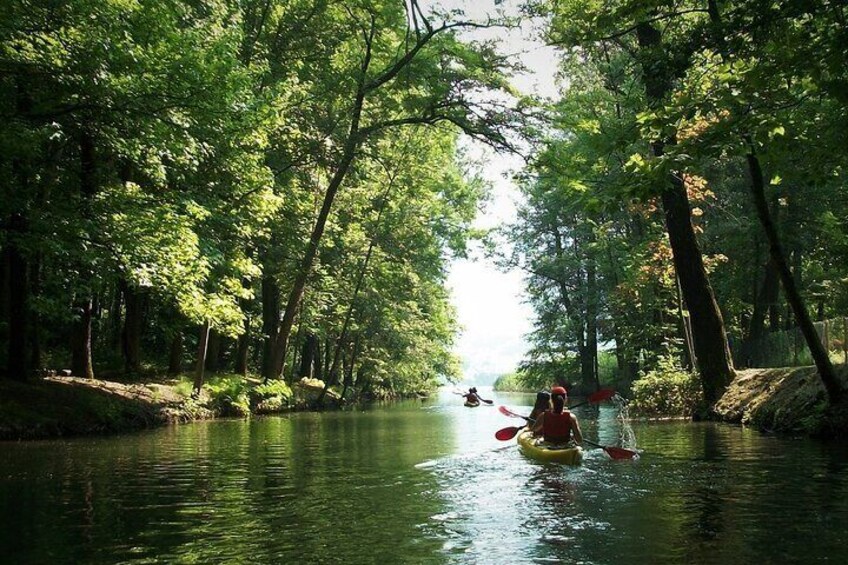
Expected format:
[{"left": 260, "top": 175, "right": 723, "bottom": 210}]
[{"left": 1, "top": 389, "right": 846, "bottom": 564}]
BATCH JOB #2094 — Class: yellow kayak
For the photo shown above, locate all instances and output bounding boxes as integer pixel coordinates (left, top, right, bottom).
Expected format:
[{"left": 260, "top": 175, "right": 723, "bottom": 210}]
[
  {"left": 517, "top": 430, "right": 583, "bottom": 465},
  {"left": 464, "top": 401, "right": 480, "bottom": 407}
]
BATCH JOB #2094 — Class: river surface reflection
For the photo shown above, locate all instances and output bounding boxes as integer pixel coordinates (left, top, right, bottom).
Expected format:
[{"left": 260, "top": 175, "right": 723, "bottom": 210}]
[{"left": 1, "top": 389, "right": 846, "bottom": 563}]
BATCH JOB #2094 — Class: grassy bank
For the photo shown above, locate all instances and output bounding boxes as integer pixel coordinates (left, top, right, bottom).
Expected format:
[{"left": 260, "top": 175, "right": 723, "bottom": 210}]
[
  {"left": 0, "top": 374, "right": 339, "bottom": 441},
  {"left": 713, "top": 366, "right": 848, "bottom": 437}
]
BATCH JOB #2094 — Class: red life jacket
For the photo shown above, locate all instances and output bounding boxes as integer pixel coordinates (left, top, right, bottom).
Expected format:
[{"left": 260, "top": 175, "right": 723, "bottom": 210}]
[{"left": 543, "top": 410, "right": 573, "bottom": 443}]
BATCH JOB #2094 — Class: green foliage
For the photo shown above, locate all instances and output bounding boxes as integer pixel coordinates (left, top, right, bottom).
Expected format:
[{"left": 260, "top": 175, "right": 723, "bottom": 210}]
[
  {"left": 251, "top": 379, "right": 292, "bottom": 413},
  {"left": 630, "top": 357, "right": 703, "bottom": 418},
  {"left": 1, "top": 0, "right": 512, "bottom": 397},
  {"left": 507, "top": 0, "right": 848, "bottom": 412},
  {"left": 493, "top": 372, "right": 534, "bottom": 392},
  {"left": 173, "top": 378, "right": 195, "bottom": 400},
  {"left": 204, "top": 375, "right": 251, "bottom": 418}
]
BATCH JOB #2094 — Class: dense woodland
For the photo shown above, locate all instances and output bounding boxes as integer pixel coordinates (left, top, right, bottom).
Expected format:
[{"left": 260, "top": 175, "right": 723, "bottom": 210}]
[
  {"left": 2, "top": 0, "right": 847, "bottom": 415},
  {"left": 0, "top": 1, "right": 525, "bottom": 400},
  {"left": 502, "top": 0, "right": 847, "bottom": 411}
]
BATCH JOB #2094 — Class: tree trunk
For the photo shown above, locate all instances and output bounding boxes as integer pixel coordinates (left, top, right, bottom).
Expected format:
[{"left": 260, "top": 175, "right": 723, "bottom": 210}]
[
  {"left": 270, "top": 62, "right": 370, "bottom": 379},
  {"left": 0, "top": 245, "right": 8, "bottom": 346},
  {"left": 550, "top": 228, "right": 588, "bottom": 378},
  {"left": 260, "top": 271, "right": 280, "bottom": 381},
  {"left": 122, "top": 281, "right": 143, "bottom": 373},
  {"left": 270, "top": 139, "right": 360, "bottom": 378},
  {"left": 298, "top": 333, "right": 318, "bottom": 379},
  {"left": 6, "top": 214, "right": 30, "bottom": 380},
  {"left": 234, "top": 322, "right": 250, "bottom": 376},
  {"left": 313, "top": 335, "right": 323, "bottom": 383},
  {"left": 585, "top": 247, "right": 600, "bottom": 391},
  {"left": 205, "top": 330, "right": 221, "bottom": 373},
  {"left": 635, "top": 21, "right": 735, "bottom": 405},
  {"left": 28, "top": 252, "right": 41, "bottom": 371},
  {"left": 748, "top": 258, "right": 780, "bottom": 343},
  {"left": 676, "top": 275, "right": 697, "bottom": 371},
  {"left": 193, "top": 321, "right": 211, "bottom": 394},
  {"left": 71, "top": 299, "right": 94, "bottom": 379},
  {"left": 745, "top": 146, "right": 843, "bottom": 403},
  {"left": 5, "top": 75, "right": 33, "bottom": 380},
  {"left": 168, "top": 332, "right": 183, "bottom": 376},
  {"left": 109, "top": 281, "right": 123, "bottom": 352},
  {"left": 71, "top": 130, "right": 97, "bottom": 380},
  {"left": 706, "top": 0, "right": 840, "bottom": 403}
]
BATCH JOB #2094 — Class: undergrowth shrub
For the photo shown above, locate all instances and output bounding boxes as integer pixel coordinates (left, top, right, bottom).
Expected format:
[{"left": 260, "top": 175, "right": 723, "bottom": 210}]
[
  {"left": 630, "top": 356, "right": 702, "bottom": 417},
  {"left": 205, "top": 374, "right": 251, "bottom": 417},
  {"left": 251, "top": 379, "right": 292, "bottom": 413}
]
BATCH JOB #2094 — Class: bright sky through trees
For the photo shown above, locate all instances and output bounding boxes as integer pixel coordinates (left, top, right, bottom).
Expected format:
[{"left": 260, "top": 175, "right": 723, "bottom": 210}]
[{"left": 436, "top": 0, "right": 559, "bottom": 380}]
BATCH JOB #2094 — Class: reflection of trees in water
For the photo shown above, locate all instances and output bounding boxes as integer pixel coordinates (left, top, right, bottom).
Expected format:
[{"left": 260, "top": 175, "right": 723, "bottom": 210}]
[{"left": 680, "top": 425, "right": 726, "bottom": 545}]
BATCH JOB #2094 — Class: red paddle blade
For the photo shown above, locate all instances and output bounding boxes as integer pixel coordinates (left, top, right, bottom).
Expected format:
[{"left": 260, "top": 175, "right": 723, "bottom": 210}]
[
  {"left": 495, "top": 426, "right": 523, "bottom": 441},
  {"left": 603, "top": 446, "right": 639, "bottom": 460},
  {"left": 499, "top": 405, "right": 523, "bottom": 419},
  {"left": 588, "top": 388, "right": 616, "bottom": 403}
]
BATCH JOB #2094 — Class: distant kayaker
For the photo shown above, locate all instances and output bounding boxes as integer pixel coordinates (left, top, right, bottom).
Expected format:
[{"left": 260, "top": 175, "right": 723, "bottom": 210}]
[
  {"left": 533, "top": 386, "right": 583, "bottom": 445},
  {"left": 462, "top": 387, "right": 480, "bottom": 405},
  {"left": 528, "top": 391, "right": 551, "bottom": 422}
]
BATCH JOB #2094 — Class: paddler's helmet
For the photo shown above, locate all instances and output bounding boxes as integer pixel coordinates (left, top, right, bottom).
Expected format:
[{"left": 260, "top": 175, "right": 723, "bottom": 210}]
[{"left": 550, "top": 386, "right": 567, "bottom": 397}]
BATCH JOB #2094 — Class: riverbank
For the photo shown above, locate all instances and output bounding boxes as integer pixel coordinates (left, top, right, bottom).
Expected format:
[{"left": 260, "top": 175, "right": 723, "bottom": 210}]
[
  {"left": 713, "top": 366, "right": 848, "bottom": 437},
  {"left": 0, "top": 374, "right": 352, "bottom": 441}
]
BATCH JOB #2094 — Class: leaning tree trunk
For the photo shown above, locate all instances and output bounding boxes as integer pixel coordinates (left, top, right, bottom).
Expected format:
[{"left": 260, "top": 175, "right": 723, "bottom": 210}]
[
  {"left": 705, "top": 0, "right": 841, "bottom": 404},
  {"left": 205, "top": 330, "right": 221, "bottom": 373},
  {"left": 746, "top": 146, "right": 843, "bottom": 404},
  {"left": 270, "top": 138, "right": 359, "bottom": 379},
  {"left": 193, "top": 321, "right": 211, "bottom": 394},
  {"left": 636, "top": 21, "right": 735, "bottom": 406}
]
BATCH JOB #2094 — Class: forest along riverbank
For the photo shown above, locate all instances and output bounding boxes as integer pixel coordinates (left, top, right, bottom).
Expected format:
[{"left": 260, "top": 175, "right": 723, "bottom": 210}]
[
  {"left": 0, "top": 375, "right": 396, "bottom": 440},
  {"left": 4, "top": 366, "right": 847, "bottom": 441}
]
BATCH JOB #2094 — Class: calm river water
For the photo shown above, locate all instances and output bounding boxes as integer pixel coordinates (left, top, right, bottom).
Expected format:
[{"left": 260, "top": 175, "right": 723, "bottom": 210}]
[{"left": 1, "top": 389, "right": 847, "bottom": 564}]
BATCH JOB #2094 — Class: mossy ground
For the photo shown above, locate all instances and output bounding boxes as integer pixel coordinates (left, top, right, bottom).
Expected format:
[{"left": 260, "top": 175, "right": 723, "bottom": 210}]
[
  {"left": 713, "top": 366, "right": 848, "bottom": 437},
  {"left": 0, "top": 374, "right": 320, "bottom": 440},
  {"left": 0, "top": 376, "right": 210, "bottom": 440}
]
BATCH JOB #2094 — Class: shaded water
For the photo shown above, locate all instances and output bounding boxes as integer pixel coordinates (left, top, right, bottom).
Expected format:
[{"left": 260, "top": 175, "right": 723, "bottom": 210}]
[{"left": 1, "top": 389, "right": 847, "bottom": 563}]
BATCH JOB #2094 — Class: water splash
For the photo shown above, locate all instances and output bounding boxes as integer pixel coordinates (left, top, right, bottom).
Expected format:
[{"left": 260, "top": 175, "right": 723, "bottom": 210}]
[{"left": 614, "top": 394, "right": 638, "bottom": 450}]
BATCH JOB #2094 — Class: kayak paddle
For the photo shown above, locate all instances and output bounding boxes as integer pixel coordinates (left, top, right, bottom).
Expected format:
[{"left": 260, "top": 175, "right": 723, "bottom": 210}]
[
  {"left": 499, "top": 405, "right": 529, "bottom": 420},
  {"left": 498, "top": 389, "right": 615, "bottom": 420},
  {"left": 582, "top": 439, "right": 639, "bottom": 460},
  {"left": 497, "top": 397, "right": 639, "bottom": 458},
  {"left": 495, "top": 425, "right": 526, "bottom": 440},
  {"left": 453, "top": 388, "right": 493, "bottom": 404},
  {"left": 570, "top": 388, "right": 616, "bottom": 409}
]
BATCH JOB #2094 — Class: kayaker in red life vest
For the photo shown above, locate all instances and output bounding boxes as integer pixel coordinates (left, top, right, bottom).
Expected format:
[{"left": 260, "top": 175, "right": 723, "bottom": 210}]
[{"left": 533, "top": 386, "right": 583, "bottom": 445}]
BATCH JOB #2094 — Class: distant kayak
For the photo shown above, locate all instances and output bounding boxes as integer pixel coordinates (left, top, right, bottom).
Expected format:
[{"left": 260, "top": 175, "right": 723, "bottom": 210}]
[
  {"left": 517, "top": 430, "right": 582, "bottom": 465},
  {"left": 464, "top": 401, "right": 480, "bottom": 408}
]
